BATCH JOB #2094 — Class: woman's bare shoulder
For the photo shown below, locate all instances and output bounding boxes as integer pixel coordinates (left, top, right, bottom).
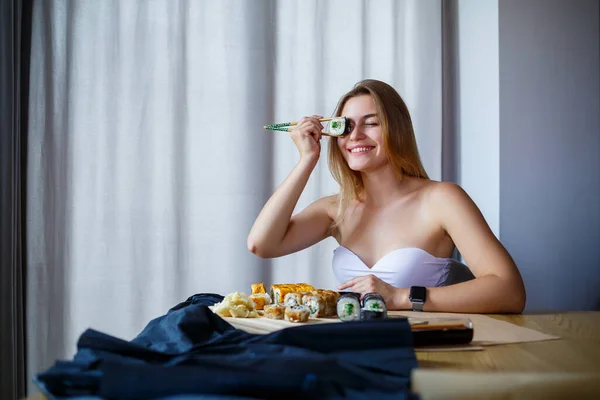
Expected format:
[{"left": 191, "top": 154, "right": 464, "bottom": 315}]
[
  {"left": 423, "top": 181, "right": 469, "bottom": 201},
  {"left": 419, "top": 181, "right": 478, "bottom": 219},
  {"left": 406, "top": 178, "right": 452, "bottom": 198},
  {"left": 410, "top": 179, "right": 467, "bottom": 208}
]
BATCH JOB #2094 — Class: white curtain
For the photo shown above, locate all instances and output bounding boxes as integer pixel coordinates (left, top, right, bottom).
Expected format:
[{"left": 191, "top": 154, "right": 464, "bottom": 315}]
[{"left": 26, "top": 0, "right": 441, "bottom": 390}]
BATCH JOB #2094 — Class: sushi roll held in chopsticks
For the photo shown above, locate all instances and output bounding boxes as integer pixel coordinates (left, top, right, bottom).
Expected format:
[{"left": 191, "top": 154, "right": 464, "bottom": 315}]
[
  {"left": 263, "top": 117, "right": 351, "bottom": 137},
  {"left": 326, "top": 117, "right": 351, "bottom": 137}
]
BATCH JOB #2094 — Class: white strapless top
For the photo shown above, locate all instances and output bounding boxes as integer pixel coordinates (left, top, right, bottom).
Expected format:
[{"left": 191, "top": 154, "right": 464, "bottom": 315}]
[{"left": 332, "top": 245, "right": 454, "bottom": 288}]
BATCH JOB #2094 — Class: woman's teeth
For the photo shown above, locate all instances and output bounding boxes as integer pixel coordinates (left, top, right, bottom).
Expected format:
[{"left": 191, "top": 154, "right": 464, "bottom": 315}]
[{"left": 350, "top": 147, "right": 372, "bottom": 153}]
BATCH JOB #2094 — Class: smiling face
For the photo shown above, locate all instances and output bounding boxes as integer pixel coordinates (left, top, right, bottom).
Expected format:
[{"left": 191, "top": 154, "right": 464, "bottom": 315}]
[
  {"left": 327, "top": 79, "right": 429, "bottom": 227},
  {"left": 336, "top": 95, "right": 388, "bottom": 173}
]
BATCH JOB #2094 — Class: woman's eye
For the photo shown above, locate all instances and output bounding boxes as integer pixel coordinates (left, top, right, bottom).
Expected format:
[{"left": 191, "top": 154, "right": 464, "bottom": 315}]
[{"left": 365, "top": 122, "right": 379, "bottom": 126}]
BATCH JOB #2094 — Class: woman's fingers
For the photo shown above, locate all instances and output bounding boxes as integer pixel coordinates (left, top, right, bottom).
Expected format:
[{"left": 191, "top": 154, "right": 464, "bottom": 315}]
[
  {"left": 338, "top": 275, "right": 381, "bottom": 296},
  {"left": 289, "top": 117, "right": 323, "bottom": 161},
  {"left": 293, "top": 119, "right": 312, "bottom": 138},
  {"left": 311, "top": 122, "right": 323, "bottom": 141},
  {"left": 297, "top": 118, "right": 323, "bottom": 142},
  {"left": 311, "top": 117, "right": 325, "bottom": 141},
  {"left": 338, "top": 277, "right": 360, "bottom": 290}
]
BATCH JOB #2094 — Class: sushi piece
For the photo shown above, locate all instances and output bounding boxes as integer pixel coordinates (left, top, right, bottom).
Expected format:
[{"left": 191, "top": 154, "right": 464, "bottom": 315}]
[
  {"left": 270, "top": 283, "right": 315, "bottom": 305},
  {"left": 362, "top": 292, "right": 387, "bottom": 312},
  {"left": 295, "top": 283, "right": 314, "bottom": 291},
  {"left": 328, "top": 291, "right": 341, "bottom": 316},
  {"left": 264, "top": 304, "right": 286, "bottom": 320},
  {"left": 327, "top": 117, "right": 351, "bottom": 137},
  {"left": 284, "top": 305, "right": 310, "bottom": 323},
  {"left": 362, "top": 292, "right": 388, "bottom": 319},
  {"left": 270, "top": 284, "right": 290, "bottom": 305},
  {"left": 251, "top": 282, "right": 266, "bottom": 295},
  {"left": 284, "top": 292, "right": 303, "bottom": 307},
  {"left": 299, "top": 291, "right": 315, "bottom": 303},
  {"left": 316, "top": 289, "right": 340, "bottom": 317},
  {"left": 336, "top": 292, "right": 361, "bottom": 322},
  {"left": 302, "top": 294, "right": 326, "bottom": 318},
  {"left": 248, "top": 293, "right": 271, "bottom": 310}
]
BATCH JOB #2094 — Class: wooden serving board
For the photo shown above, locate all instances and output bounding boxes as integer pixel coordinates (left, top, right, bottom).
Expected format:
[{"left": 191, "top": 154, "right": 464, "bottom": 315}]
[
  {"left": 213, "top": 308, "right": 412, "bottom": 335},
  {"left": 222, "top": 313, "right": 342, "bottom": 334},
  {"left": 214, "top": 309, "right": 559, "bottom": 352}
]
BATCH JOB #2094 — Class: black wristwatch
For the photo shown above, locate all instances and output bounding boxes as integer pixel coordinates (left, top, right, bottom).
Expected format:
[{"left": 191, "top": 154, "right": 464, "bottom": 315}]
[{"left": 409, "top": 286, "right": 427, "bottom": 311}]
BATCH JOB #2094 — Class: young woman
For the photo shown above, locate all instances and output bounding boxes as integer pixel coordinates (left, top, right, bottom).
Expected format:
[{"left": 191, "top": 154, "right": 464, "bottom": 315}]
[{"left": 248, "top": 80, "right": 526, "bottom": 313}]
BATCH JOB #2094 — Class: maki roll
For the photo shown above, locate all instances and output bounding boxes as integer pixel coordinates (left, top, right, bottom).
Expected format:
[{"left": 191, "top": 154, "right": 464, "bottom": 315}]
[
  {"left": 329, "top": 291, "right": 341, "bottom": 312},
  {"left": 327, "top": 117, "right": 351, "bottom": 136},
  {"left": 302, "top": 294, "right": 326, "bottom": 318},
  {"left": 316, "top": 289, "right": 340, "bottom": 317},
  {"left": 361, "top": 292, "right": 388, "bottom": 320},
  {"left": 362, "top": 292, "right": 387, "bottom": 312},
  {"left": 300, "top": 291, "right": 316, "bottom": 303},
  {"left": 337, "top": 292, "right": 361, "bottom": 322},
  {"left": 264, "top": 304, "right": 285, "bottom": 320},
  {"left": 270, "top": 284, "right": 289, "bottom": 305},
  {"left": 270, "top": 283, "right": 315, "bottom": 305},
  {"left": 284, "top": 305, "right": 310, "bottom": 323}
]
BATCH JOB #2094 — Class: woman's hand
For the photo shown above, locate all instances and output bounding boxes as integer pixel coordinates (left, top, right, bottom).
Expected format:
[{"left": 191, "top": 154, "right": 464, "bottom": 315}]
[
  {"left": 338, "top": 274, "right": 407, "bottom": 310},
  {"left": 290, "top": 115, "right": 324, "bottom": 163}
]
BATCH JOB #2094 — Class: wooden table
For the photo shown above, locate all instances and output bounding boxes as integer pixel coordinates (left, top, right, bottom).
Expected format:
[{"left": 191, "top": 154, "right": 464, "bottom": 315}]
[
  {"left": 412, "top": 311, "right": 600, "bottom": 399},
  {"left": 27, "top": 312, "right": 600, "bottom": 400}
]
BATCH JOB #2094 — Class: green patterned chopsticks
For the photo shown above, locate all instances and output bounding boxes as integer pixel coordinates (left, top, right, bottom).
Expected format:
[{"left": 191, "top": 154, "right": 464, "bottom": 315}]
[{"left": 263, "top": 117, "right": 350, "bottom": 137}]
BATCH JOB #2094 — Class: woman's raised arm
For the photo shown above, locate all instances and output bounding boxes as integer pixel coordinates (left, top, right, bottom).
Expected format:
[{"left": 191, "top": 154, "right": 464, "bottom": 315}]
[{"left": 247, "top": 116, "right": 335, "bottom": 258}]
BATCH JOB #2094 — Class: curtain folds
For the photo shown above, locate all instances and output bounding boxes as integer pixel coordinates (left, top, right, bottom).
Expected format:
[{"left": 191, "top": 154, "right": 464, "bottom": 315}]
[
  {"left": 26, "top": 0, "right": 442, "bottom": 391},
  {"left": 0, "top": 0, "right": 32, "bottom": 398}
]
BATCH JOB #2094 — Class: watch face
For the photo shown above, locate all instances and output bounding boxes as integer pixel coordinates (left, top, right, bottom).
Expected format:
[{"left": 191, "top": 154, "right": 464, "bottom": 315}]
[{"left": 410, "top": 286, "right": 426, "bottom": 301}]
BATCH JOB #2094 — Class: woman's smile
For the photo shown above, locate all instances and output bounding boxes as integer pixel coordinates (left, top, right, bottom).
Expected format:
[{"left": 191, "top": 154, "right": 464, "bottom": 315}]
[{"left": 348, "top": 145, "right": 375, "bottom": 155}]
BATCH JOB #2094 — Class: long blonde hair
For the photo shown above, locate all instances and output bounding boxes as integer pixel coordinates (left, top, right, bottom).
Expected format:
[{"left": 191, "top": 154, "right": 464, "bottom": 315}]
[{"left": 328, "top": 79, "right": 429, "bottom": 228}]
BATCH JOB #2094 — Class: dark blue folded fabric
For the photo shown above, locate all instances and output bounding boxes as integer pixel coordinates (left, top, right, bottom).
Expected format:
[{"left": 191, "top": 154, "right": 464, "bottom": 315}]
[{"left": 34, "top": 293, "right": 419, "bottom": 400}]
